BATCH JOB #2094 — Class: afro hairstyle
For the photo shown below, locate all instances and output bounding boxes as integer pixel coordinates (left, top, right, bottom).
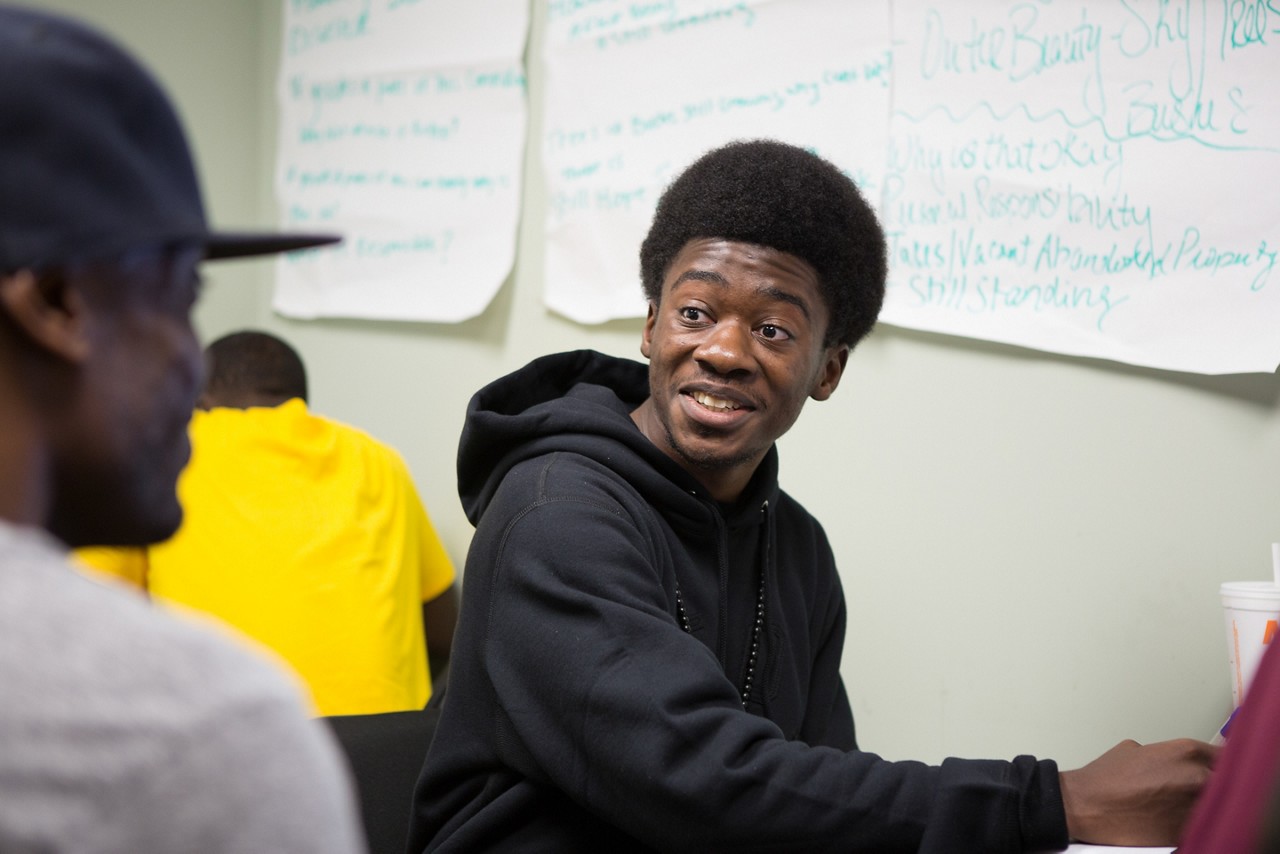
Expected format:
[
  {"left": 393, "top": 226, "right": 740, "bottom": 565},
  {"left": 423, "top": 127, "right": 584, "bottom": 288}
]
[{"left": 639, "top": 139, "right": 887, "bottom": 349}]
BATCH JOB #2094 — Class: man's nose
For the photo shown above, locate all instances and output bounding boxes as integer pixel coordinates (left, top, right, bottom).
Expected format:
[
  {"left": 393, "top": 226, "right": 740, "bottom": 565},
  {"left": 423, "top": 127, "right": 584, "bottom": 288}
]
[{"left": 694, "top": 320, "right": 755, "bottom": 376}]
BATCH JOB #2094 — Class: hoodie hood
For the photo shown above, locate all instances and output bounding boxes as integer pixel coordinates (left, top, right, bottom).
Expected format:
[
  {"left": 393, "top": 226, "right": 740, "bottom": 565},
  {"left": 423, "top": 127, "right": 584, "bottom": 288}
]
[{"left": 457, "top": 350, "right": 780, "bottom": 529}]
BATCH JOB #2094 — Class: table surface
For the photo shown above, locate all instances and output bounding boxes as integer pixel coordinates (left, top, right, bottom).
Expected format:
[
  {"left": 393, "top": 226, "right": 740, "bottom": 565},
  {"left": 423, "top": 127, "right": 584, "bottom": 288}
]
[{"left": 1063, "top": 846, "right": 1174, "bottom": 853}]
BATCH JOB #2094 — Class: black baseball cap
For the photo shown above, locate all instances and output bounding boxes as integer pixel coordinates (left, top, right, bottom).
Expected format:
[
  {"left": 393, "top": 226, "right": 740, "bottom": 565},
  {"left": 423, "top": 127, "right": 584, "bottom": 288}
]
[{"left": 0, "top": 5, "right": 340, "bottom": 271}]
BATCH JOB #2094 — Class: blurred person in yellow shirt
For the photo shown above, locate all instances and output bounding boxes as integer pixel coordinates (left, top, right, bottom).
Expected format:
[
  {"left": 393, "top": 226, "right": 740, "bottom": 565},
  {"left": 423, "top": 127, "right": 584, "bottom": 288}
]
[{"left": 79, "top": 330, "right": 459, "bottom": 716}]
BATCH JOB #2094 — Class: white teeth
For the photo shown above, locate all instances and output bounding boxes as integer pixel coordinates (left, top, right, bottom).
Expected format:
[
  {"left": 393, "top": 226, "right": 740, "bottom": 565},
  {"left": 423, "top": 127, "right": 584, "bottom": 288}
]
[{"left": 692, "top": 391, "right": 740, "bottom": 411}]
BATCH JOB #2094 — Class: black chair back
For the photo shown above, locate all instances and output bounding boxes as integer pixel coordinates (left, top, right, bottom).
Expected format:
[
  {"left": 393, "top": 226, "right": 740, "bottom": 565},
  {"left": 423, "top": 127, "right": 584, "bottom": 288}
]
[{"left": 324, "top": 706, "right": 439, "bottom": 854}]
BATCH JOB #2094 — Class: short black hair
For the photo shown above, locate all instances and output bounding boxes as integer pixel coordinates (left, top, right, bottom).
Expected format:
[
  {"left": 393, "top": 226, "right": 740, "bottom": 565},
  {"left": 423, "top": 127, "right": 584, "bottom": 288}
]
[
  {"left": 639, "top": 139, "right": 886, "bottom": 349},
  {"left": 203, "top": 330, "right": 308, "bottom": 405}
]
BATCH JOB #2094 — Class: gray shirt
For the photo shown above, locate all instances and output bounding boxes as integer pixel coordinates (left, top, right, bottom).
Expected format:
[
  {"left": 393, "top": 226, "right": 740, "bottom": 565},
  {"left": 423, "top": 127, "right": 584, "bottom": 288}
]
[{"left": 0, "top": 521, "right": 366, "bottom": 853}]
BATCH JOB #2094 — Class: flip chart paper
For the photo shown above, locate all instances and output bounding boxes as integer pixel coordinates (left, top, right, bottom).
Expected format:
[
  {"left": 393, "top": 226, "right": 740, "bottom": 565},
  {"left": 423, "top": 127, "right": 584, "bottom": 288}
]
[
  {"left": 274, "top": 0, "right": 528, "bottom": 323},
  {"left": 541, "top": 0, "right": 892, "bottom": 323},
  {"left": 541, "top": 0, "right": 1280, "bottom": 375},
  {"left": 883, "top": 0, "right": 1280, "bottom": 374}
]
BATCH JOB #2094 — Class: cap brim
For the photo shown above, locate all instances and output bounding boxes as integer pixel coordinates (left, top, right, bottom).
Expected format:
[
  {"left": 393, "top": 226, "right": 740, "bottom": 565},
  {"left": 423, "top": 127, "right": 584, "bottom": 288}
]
[{"left": 203, "top": 231, "right": 341, "bottom": 261}]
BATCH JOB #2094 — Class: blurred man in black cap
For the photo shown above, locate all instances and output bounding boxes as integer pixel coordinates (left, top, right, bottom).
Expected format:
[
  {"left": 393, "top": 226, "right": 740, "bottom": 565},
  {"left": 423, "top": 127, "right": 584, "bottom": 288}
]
[{"left": 0, "top": 5, "right": 366, "bottom": 852}]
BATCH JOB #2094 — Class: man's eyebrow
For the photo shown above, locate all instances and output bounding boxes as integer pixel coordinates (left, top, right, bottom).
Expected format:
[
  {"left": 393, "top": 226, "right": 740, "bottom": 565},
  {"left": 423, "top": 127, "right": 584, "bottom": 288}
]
[
  {"left": 671, "top": 269, "right": 813, "bottom": 321},
  {"left": 759, "top": 285, "right": 812, "bottom": 321},
  {"left": 671, "top": 269, "right": 727, "bottom": 288}
]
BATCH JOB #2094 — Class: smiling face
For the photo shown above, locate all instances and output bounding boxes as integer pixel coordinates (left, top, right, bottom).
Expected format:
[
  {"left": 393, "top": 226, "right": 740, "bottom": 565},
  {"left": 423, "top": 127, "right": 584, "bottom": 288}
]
[{"left": 631, "top": 238, "right": 848, "bottom": 503}]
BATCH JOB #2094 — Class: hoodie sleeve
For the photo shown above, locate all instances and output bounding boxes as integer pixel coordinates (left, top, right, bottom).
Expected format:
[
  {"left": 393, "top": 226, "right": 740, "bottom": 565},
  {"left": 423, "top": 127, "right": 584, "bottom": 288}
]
[
  {"left": 475, "top": 477, "right": 1068, "bottom": 853},
  {"left": 798, "top": 564, "right": 857, "bottom": 751}
]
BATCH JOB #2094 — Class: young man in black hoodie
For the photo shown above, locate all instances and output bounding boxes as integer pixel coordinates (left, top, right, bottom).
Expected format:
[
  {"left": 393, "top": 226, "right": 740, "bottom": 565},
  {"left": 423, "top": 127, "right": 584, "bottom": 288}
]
[{"left": 409, "top": 140, "right": 1216, "bottom": 852}]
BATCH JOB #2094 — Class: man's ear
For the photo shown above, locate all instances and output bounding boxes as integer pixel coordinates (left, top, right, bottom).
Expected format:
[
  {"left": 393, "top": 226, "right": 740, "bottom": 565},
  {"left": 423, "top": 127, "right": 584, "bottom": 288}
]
[
  {"left": 639, "top": 301, "right": 657, "bottom": 359},
  {"left": 809, "top": 344, "right": 849, "bottom": 402},
  {"left": 0, "top": 269, "right": 92, "bottom": 364}
]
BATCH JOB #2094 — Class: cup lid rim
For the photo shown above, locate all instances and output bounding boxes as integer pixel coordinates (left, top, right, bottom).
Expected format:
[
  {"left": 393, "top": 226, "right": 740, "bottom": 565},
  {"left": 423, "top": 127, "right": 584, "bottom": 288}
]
[{"left": 1220, "top": 580, "right": 1280, "bottom": 596}]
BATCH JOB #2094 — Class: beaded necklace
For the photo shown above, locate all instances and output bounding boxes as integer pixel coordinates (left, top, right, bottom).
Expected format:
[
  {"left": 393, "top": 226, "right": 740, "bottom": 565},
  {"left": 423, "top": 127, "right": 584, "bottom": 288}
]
[{"left": 674, "top": 565, "right": 766, "bottom": 709}]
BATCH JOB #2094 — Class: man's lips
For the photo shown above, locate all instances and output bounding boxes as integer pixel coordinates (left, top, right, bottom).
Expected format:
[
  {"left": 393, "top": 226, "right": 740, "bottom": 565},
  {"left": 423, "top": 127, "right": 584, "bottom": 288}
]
[
  {"left": 689, "top": 390, "right": 744, "bottom": 411},
  {"left": 681, "top": 385, "right": 757, "bottom": 417}
]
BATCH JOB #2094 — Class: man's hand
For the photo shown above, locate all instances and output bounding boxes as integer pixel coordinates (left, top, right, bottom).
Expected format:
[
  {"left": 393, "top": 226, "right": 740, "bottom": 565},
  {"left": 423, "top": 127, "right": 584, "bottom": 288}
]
[{"left": 1059, "top": 738, "right": 1219, "bottom": 846}]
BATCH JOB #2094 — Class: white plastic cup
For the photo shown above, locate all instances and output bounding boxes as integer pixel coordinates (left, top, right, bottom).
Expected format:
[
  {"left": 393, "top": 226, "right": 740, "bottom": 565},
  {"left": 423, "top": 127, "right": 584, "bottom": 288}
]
[{"left": 1221, "top": 581, "right": 1280, "bottom": 707}]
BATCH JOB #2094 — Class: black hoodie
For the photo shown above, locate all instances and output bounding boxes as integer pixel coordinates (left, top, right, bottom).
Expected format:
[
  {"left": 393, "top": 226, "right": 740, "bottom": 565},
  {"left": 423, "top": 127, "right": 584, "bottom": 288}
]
[{"left": 409, "top": 350, "right": 1068, "bottom": 853}]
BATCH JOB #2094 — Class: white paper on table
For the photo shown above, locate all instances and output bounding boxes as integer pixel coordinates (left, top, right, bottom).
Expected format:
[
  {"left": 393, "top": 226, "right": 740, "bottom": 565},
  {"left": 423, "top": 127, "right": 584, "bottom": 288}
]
[
  {"left": 273, "top": 0, "right": 529, "bottom": 323},
  {"left": 541, "top": 0, "right": 891, "bottom": 323},
  {"left": 882, "top": 0, "right": 1280, "bottom": 375}
]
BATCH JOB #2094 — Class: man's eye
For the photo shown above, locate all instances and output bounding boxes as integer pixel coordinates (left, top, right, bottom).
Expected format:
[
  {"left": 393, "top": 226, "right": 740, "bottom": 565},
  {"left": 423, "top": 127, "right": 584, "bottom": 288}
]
[
  {"left": 759, "top": 324, "right": 791, "bottom": 341},
  {"left": 680, "top": 307, "right": 703, "bottom": 322}
]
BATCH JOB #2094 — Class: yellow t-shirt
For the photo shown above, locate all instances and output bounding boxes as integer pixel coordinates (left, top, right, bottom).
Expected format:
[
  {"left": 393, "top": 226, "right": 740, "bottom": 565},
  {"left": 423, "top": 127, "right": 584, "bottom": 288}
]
[{"left": 77, "top": 400, "right": 455, "bottom": 716}]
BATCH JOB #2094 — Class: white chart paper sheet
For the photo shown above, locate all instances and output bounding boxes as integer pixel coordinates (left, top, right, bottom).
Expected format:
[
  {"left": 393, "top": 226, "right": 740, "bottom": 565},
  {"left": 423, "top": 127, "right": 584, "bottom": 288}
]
[
  {"left": 883, "top": 0, "right": 1280, "bottom": 374},
  {"left": 274, "top": 0, "right": 528, "bottom": 323},
  {"left": 541, "top": 0, "right": 891, "bottom": 323}
]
